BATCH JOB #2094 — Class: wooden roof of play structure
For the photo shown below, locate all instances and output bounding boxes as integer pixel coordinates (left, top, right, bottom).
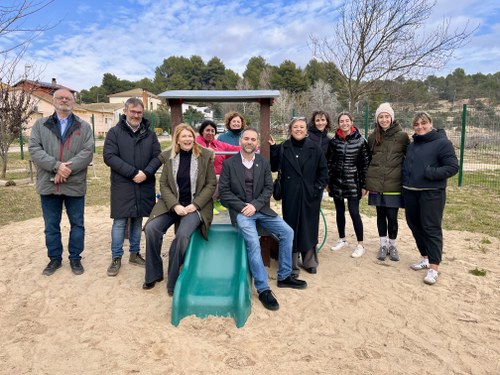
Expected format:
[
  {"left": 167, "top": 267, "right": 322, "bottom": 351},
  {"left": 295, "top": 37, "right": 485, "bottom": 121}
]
[{"left": 158, "top": 90, "right": 280, "bottom": 159}]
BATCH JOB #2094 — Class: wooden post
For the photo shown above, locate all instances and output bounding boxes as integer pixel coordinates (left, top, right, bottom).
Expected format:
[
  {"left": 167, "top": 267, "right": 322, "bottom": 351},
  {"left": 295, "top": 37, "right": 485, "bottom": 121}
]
[
  {"left": 259, "top": 98, "right": 272, "bottom": 160},
  {"left": 168, "top": 99, "right": 183, "bottom": 135}
]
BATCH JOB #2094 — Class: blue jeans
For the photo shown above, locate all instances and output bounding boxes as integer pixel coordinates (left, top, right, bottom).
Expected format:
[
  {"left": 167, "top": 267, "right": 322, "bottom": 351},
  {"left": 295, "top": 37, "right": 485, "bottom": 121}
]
[
  {"left": 111, "top": 217, "right": 143, "bottom": 258},
  {"left": 236, "top": 212, "right": 293, "bottom": 293},
  {"left": 40, "top": 194, "right": 85, "bottom": 261}
]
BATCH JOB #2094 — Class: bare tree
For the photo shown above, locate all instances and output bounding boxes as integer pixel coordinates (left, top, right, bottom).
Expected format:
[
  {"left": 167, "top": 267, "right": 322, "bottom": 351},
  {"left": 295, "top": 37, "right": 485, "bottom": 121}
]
[
  {"left": 310, "top": 0, "right": 475, "bottom": 111},
  {"left": 304, "top": 79, "right": 340, "bottom": 118},
  {"left": 0, "top": 54, "right": 39, "bottom": 178},
  {"left": 271, "top": 90, "right": 309, "bottom": 138},
  {"left": 0, "top": 0, "right": 55, "bottom": 54},
  {"left": 0, "top": 0, "right": 54, "bottom": 179}
]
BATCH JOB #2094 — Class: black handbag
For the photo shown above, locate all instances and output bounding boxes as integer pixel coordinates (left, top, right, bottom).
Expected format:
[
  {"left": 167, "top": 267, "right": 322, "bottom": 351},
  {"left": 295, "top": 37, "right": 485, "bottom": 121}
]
[{"left": 272, "top": 144, "right": 284, "bottom": 201}]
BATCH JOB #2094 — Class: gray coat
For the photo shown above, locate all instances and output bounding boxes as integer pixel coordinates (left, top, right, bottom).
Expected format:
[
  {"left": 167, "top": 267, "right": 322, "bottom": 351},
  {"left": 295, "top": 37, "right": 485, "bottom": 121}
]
[{"left": 28, "top": 113, "right": 94, "bottom": 196}]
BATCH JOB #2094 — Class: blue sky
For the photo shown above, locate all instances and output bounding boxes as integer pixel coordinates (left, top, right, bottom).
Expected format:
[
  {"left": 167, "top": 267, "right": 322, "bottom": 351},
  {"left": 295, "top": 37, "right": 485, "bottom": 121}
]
[{"left": 5, "top": 0, "right": 500, "bottom": 91}]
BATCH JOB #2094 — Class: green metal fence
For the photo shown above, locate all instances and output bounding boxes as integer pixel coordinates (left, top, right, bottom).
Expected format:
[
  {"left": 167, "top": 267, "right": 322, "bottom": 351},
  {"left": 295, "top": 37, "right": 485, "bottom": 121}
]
[{"left": 353, "top": 104, "right": 500, "bottom": 190}]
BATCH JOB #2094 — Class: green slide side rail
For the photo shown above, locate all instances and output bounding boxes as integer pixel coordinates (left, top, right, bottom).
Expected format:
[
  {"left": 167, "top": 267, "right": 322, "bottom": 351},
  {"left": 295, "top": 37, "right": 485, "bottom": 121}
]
[{"left": 171, "top": 224, "right": 252, "bottom": 328}]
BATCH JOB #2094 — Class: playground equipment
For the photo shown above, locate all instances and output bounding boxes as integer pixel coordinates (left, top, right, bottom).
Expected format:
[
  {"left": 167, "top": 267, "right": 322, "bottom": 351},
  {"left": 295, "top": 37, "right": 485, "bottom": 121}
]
[{"left": 171, "top": 224, "right": 252, "bottom": 328}]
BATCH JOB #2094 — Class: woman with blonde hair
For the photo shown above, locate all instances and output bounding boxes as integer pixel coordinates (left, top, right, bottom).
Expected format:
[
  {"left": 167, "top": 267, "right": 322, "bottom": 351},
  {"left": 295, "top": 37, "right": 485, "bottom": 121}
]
[{"left": 143, "top": 124, "right": 216, "bottom": 295}]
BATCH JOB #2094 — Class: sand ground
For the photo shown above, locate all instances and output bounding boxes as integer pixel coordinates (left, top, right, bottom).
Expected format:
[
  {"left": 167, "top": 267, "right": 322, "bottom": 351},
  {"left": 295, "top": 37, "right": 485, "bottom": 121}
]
[{"left": 0, "top": 205, "right": 499, "bottom": 374}]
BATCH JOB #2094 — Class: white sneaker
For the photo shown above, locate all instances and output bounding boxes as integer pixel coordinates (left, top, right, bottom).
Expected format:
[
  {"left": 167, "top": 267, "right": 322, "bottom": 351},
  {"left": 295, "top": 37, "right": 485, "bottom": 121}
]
[
  {"left": 351, "top": 244, "right": 365, "bottom": 258},
  {"left": 410, "top": 258, "right": 429, "bottom": 271},
  {"left": 331, "top": 239, "right": 348, "bottom": 251},
  {"left": 424, "top": 269, "right": 439, "bottom": 285}
]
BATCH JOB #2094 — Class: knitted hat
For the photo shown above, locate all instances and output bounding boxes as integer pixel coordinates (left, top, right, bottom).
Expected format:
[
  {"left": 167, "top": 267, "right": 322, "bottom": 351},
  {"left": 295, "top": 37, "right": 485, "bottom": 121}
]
[{"left": 375, "top": 103, "right": 394, "bottom": 123}]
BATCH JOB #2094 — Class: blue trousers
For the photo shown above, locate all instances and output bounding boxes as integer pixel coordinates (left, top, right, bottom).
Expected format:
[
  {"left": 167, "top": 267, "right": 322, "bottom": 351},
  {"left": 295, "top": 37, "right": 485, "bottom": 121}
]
[
  {"left": 111, "top": 217, "right": 143, "bottom": 258},
  {"left": 40, "top": 194, "right": 85, "bottom": 260},
  {"left": 236, "top": 212, "right": 293, "bottom": 293}
]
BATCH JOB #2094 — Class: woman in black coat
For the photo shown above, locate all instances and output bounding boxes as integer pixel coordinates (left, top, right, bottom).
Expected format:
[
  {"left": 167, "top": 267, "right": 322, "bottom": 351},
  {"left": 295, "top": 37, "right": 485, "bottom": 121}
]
[
  {"left": 326, "top": 112, "right": 369, "bottom": 258},
  {"left": 403, "top": 111, "right": 458, "bottom": 285},
  {"left": 270, "top": 117, "right": 328, "bottom": 276},
  {"left": 307, "top": 110, "right": 332, "bottom": 155}
]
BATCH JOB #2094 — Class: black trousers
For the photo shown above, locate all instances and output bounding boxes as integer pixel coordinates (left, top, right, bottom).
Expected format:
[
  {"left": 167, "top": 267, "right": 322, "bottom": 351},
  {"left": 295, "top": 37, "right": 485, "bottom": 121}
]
[
  {"left": 144, "top": 212, "right": 201, "bottom": 291},
  {"left": 334, "top": 197, "right": 363, "bottom": 241},
  {"left": 376, "top": 206, "right": 399, "bottom": 239},
  {"left": 402, "top": 189, "right": 446, "bottom": 265}
]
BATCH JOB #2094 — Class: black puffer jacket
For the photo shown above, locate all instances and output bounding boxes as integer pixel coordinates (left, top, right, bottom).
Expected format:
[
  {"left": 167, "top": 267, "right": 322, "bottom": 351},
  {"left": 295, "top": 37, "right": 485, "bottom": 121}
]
[
  {"left": 326, "top": 127, "right": 369, "bottom": 199},
  {"left": 307, "top": 124, "right": 331, "bottom": 155},
  {"left": 402, "top": 129, "right": 458, "bottom": 189},
  {"left": 366, "top": 121, "right": 410, "bottom": 193},
  {"left": 103, "top": 115, "right": 162, "bottom": 218}
]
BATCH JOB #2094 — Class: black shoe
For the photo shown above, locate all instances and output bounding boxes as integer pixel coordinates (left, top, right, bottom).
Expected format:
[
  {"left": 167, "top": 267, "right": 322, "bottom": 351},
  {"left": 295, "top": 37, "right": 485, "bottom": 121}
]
[
  {"left": 167, "top": 289, "right": 174, "bottom": 297},
  {"left": 277, "top": 275, "right": 307, "bottom": 289},
  {"left": 258, "top": 290, "right": 279, "bottom": 311},
  {"left": 42, "top": 259, "right": 62, "bottom": 276},
  {"left": 70, "top": 259, "right": 84, "bottom": 275},
  {"left": 142, "top": 277, "right": 164, "bottom": 290},
  {"left": 304, "top": 267, "right": 317, "bottom": 274}
]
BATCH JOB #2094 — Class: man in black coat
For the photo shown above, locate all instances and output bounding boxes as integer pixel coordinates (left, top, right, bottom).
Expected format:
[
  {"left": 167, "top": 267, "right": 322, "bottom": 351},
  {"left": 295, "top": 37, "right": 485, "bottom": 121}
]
[
  {"left": 219, "top": 128, "right": 307, "bottom": 311},
  {"left": 103, "top": 98, "right": 162, "bottom": 276}
]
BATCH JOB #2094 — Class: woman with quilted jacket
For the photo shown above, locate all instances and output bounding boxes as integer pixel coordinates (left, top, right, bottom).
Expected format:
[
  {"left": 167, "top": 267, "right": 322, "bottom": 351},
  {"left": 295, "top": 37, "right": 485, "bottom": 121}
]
[{"left": 326, "top": 112, "right": 369, "bottom": 258}]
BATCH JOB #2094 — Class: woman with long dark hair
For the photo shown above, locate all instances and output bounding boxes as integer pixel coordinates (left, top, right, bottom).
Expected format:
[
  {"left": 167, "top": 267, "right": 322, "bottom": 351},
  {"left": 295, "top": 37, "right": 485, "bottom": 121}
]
[
  {"left": 307, "top": 110, "right": 332, "bottom": 155},
  {"left": 326, "top": 112, "right": 370, "bottom": 258},
  {"left": 366, "top": 103, "right": 410, "bottom": 261}
]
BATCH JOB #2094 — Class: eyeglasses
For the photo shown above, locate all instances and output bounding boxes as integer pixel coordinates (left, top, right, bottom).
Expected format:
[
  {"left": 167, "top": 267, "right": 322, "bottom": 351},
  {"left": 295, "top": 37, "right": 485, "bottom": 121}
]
[
  {"left": 128, "top": 110, "right": 143, "bottom": 116},
  {"left": 54, "top": 96, "right": 73, "bottom": 101}
]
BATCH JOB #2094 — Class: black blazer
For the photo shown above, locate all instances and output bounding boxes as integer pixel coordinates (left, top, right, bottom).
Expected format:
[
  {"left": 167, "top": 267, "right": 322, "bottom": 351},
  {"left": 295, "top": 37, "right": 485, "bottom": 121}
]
[{"left": 219, "top": 152, "right": 278, "bottom": 225}]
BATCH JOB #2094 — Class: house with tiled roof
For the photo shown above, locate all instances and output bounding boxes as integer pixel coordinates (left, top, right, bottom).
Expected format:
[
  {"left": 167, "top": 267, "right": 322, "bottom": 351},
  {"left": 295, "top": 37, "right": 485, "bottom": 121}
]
[
  {"left": 108, "top": 88, "right": 162, "bottom": 111},
  {"left": 22, "top": 89, "right": 120, "bottom": 138},
  {"left": 13, "top": 78, "right": 76, "bottom": 96}
]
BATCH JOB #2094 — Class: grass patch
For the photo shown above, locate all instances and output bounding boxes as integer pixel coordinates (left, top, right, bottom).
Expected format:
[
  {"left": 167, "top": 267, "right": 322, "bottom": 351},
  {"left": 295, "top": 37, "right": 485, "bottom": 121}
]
[
  {"left": 443, "top": 184, "right": 500, "bottom": 238},
  {"left": 1, "top": 142, "right": 499, "bottom": 240},
  {"left": 0, "top": 142, "right": 171, "bottom": 226},
  {"left": 469, "top": 268, "right": 487, "bottom": 276},
  {"left": 480, "top": 238, "right": 492, "bottom": 244}
]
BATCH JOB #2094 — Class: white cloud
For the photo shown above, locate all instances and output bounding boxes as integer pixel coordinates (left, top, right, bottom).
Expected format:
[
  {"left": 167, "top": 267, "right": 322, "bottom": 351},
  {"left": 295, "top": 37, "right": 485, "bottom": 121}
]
[{"left": 14, "top": 0, "right": 500, "bottom": 90}]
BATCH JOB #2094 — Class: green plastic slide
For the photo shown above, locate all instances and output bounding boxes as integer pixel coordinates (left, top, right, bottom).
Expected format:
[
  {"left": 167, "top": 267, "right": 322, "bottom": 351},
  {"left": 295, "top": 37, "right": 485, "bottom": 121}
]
[{"left": 171, "top": 224, "right": 252, "bottom": 328}]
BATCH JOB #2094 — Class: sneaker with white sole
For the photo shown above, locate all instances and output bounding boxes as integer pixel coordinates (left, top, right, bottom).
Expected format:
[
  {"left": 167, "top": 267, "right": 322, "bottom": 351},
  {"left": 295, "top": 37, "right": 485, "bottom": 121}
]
[
  {"left": 410, "top": 258, "right": 429, "bottom": 270},
  {"left": 351, "top": 244, "right": 365, "bottom": 258},
  {"left": 424, "top": 269, "right": 439, "bottom": 285},
  {"left": 376, "top": 245, "right": 388, "bottom": 261},
  {"left": 331, "top": 239, "right": 348, "bottom": 251},
  {"left": 388, "top": 245, "right": 400, "bottom": 261}
]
